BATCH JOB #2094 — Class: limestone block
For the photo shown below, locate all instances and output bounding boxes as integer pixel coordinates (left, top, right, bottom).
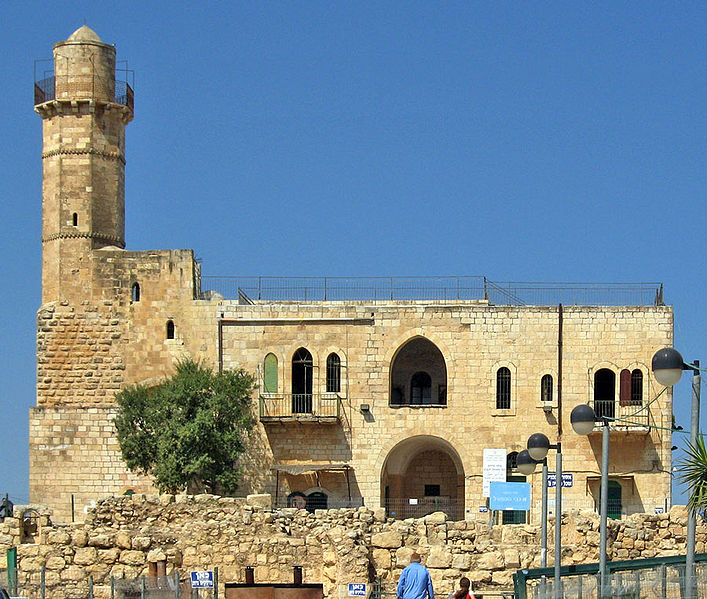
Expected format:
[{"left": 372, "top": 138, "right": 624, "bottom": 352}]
[
  {"left": 89, "top": 533, "right": 114, "bottom": 548},
  {"left": 426, "top": 546, "right": 452, "bottom": 569},
  {"left": 98, "top": 548, "right": 121, "bottom": 564},
  {"left": 74, "top": 546, "right": 98, "bottom": 565},
  {"left": 45, "top": 556, "right": 66, "bottom": 570},
  {"left": 132, "top": 536, "right": 151, "bottom": 550},
  {"left": 372, "top": 531, "right": 402, "bottom": 549},
  {"left": 18, "top": 544, "right": 40, "bottom": 557},
  {"left": 491, "top": 569, "right": 513, "bottom": 586},
  {"left": 372, "top": 549, "right": 392, "bottom": 570},
  {"left": 425, "top": 512, "right": 447, "bottom": 524},
  {"left": 477, "top": 551, "right": 504, "bottom": 571},
  {"left": 247, "top": 494, "right": 272, "bottom": 509},
  {"left": 147, "top": 548, "right": 166, "bottom": 562},
  {"left": 47, "top": 530, "right": 72, "bottom": 545},
  {"left": 61, "top": 565, "right": 88, "bottom": 581},
  {"left": 119, "top": 550, "right": 145, "bottom": 566},
  {"left": 503, "top": 549, "right": 520, "bottom": 569},
  {"left": 115, "top": 532, "right": 132, "bottom": 549},
  {"left": 72, "top": 530, "right": 89, "bottom": 547},
  {"left": 468, "top": 569, "right": 493, "bottom": 584},
  {"left": 451, "top": 553, "right": 471, "bottom": 570}
]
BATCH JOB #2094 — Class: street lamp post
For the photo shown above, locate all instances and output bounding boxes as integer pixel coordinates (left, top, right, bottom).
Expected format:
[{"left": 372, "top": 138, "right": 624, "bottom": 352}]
[
  {"left": 518, "top": 450, "right": 548, "bottom": 598},
  {"left": 571, "top": 404, "right": 610, "bottom": 597},
  {"left": 652, "top": 347, "right": 701, "bottom": 599},
  {"left": 525, "top": 433, "right": 562, "bottom": 599},
  {"left": 518, "top": 450, "right": 548, "bottom": 566}
]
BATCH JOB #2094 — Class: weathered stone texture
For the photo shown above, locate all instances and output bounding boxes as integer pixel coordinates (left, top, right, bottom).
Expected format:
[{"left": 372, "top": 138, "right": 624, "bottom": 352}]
[{"left": 0, "top": 497, "right": 702, "bottom": 599}]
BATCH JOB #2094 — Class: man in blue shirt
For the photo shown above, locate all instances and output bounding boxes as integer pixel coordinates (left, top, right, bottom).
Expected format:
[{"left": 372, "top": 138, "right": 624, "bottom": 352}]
[{"left": 397, "top": 552, "right": 434, "bottom": 599}]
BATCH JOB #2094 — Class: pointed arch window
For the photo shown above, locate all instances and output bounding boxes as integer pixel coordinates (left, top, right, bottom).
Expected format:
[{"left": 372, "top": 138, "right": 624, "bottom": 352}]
[
  {"left": 541, "top": 374, "right": 553, "bottom": 403},
  {"left": 326, "top": 353, "right": 341, "bottom": 393},
  {"left": 166, "top": 320, "right": 175, "bottom": 340},
  {"left": 263, "top": 353, "right": 278, "bottom": 394},
  {"left": 292, "top": 348, "right": 313, "bottom": 413},
  {"left": 496, "top": 367, "right": 511, "bottom": 409},
  {"left": 131, "top": 282, "right": 140, "bottom": 302},
  {"left": 594, "top": 368, "right": 615, "bottom": 418}
]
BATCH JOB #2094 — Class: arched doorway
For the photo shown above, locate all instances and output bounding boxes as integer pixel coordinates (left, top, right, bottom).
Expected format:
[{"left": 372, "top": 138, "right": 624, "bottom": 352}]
[
  {"left": 292, "top": 348, "right": 313, "bottom": 413},
  {"left": 381, "top": 435, "right": 464, "bottom": 520},
  {"left": 390, "top": 338, "right": 447, "bottom": 405}
]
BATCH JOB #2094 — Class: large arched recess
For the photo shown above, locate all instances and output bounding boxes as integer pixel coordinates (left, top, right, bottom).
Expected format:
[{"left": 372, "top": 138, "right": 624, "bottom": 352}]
[
  {"left": 380, "top": 435, "right": 464, "bottom": 521},
  {"left": 390, "top": 337, "right": 447, "bottom": 405}
]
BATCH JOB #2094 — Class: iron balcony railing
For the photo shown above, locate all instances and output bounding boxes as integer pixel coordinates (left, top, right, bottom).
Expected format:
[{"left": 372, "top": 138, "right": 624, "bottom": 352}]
[
  {"left": 259, "top": 393, "right": 342, "bottom": 420},
  {"left": 200, "top": 276, "right": 664, "bottom": 307},
  {"left": 34, "top": 75, "right": 134, "bottom": 111},
  {"left": 593, "top": 400, "right": 650, "bottom": 428}
]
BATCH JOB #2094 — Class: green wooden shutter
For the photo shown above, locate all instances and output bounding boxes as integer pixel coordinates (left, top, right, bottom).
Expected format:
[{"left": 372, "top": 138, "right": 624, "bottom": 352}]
[{"left": 264, "top": 354, "right": 278, "bottom": 393}]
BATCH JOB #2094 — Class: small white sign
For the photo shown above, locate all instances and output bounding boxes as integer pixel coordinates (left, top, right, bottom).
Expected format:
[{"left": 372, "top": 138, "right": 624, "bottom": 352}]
[
  {"left": 479, "top": 506, "right": 489, "bottom": 513},
  {"left": 655, "top": 507, "right": 664, "bottom": 514},
  {"left": 409, "top": 498, "right": 418, "bottom": 505},
  {"left": 483, "top": 449, "right": 507, "bottom": 497}
]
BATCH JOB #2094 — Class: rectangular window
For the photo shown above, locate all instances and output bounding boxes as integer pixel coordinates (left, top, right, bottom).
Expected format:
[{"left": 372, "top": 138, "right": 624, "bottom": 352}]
[{"left": 424, "top": 485, "right": 440, "bottom": 497}]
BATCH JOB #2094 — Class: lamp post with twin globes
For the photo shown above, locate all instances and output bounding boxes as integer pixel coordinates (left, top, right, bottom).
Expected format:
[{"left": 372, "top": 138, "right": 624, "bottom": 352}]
[
  {"left": 570, "top": 404, "right": 610, "bottom": 597},
  {"left": 517, "top": 434, "right": 562, "bottom": 599},
  {"left": 652, "top": 347, "right": 701, "bottom": 599}
]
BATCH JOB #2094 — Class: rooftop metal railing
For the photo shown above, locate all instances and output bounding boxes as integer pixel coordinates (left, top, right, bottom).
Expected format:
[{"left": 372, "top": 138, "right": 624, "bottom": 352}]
[
  {"left": 34, "top": 75, "right": 134, "bottom": 111},
  {"left": 200, "top": 276, "right": 664, "bottom": 306}
]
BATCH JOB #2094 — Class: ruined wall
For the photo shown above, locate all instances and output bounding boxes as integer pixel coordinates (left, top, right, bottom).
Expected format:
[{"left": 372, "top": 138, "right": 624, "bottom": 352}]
[{"left": 0, "top": 496, "right": 702, "bottom": 599}]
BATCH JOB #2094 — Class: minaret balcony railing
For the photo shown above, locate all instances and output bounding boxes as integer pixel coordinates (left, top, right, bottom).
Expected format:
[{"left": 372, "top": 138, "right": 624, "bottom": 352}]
[{"left": 34, "top": 75, "right": 134, "bottom": 111}]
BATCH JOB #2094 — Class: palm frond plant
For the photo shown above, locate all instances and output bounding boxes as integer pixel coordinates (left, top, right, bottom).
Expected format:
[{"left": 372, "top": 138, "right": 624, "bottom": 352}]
[{"left": 678, "top": 435, "right": 707, "bottom": 513}]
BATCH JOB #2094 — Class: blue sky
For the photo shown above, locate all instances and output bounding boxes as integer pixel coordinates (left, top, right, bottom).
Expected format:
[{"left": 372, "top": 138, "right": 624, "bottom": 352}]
[{"left": 0, "top": 2, "right": 704, "bottom": 506}]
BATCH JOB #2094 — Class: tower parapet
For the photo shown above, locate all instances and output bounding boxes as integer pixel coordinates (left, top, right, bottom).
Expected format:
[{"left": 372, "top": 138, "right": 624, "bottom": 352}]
[{"left": 35, "top": 26, "right": 133, "bottom": 303}]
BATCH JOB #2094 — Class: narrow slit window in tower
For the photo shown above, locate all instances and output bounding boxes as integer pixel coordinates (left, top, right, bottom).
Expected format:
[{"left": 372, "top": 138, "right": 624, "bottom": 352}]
[
  {"left": 166, "top": 320, "right": 175, "bottom": 340},
  {"left": 131, "top": 282, "right": 140, "bottom": 302}
]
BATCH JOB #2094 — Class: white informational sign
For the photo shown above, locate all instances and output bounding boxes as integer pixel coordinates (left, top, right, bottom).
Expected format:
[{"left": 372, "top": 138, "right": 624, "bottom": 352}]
[
  {"left": 349, "top": 583, "right": 367, "bottom": 596},
  {"left": 483, "top": 449, "right": 507, "bottom": 497},
  {"left": 408, "top": 498, "right": 418, "bottom": 505}
]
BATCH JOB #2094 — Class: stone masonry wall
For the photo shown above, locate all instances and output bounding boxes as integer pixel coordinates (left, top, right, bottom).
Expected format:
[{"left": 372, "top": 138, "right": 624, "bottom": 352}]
[{"left": 0, "top": 495, "right": 702, "bottom": 599}]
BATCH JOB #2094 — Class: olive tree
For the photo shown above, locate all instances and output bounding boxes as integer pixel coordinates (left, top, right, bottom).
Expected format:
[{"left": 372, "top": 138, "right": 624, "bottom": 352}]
[{"left": 114, "top": 358, "right": 256, "bottom": 494}]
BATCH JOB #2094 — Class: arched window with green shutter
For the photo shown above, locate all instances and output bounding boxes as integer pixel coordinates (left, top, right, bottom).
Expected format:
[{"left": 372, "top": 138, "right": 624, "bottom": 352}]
[{"left": 263, "top": 353, "right": 278, "bottom": 394}]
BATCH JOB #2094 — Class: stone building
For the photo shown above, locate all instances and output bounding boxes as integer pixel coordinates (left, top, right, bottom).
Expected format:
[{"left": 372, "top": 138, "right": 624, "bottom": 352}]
[{"left": 30, "top": 27, "right": 674, "bottom": 525}]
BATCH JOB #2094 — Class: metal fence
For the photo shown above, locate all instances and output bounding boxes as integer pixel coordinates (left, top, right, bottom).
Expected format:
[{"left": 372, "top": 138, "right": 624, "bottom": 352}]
[
  {"left": 531, "top": 564, "right": 707, "bottom": 599},
  {"left": 515, "top": 553, "right": 707, "bottom": 599},
  {"left": 385, "top": 498, "right": 464, "bottom": 521},
  {"left": 113, "top": 573, "right": 212, "bottom": 599},
  {"left": 1, "top": 567, "right": 95, "bottom": 599},
  {"left": 199, "top": 277, "right": 663, "bottom": 307}
]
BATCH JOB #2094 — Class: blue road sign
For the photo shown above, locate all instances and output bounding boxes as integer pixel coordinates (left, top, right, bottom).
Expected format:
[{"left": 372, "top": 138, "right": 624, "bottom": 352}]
[
  {"left": 489, "top": 482, "right": 531, "bottom": 511},
  {"left": 349, "top": 583, "right": 367, "bottom": 596},
  {"left": 190, "top": 571, "right": 214, "bottom": 589},
  {"left": 547, "top": 473, "right": 573, "bottom": 488}
]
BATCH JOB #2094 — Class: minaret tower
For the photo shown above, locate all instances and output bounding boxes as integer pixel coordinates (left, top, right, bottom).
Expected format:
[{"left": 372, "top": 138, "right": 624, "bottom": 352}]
[{"left": 35, "top": 26, "right": 133, "bottom": 303}]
